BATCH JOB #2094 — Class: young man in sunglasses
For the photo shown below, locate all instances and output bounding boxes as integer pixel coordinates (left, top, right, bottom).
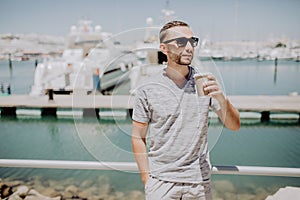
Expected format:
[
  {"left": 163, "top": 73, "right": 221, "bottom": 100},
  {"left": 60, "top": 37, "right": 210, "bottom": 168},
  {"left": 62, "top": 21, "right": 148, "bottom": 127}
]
[{"left": 132, "top": 21, "right": 240, "bottom": 199}]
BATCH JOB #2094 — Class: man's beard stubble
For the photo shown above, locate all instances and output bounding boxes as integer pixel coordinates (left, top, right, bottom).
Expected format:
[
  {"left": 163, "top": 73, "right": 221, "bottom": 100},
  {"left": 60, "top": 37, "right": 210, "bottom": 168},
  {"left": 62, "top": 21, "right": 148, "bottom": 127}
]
[{"left": 169, "top": 51, "right": 193, "bottom": 66}]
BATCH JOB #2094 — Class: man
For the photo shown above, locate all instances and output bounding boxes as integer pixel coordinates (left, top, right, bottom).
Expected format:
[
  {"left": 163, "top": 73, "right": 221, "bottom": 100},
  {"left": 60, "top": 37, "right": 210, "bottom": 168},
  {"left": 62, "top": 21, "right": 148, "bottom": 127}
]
[{"left": 132, "top": 21, "right": 240, "bottom": 200}]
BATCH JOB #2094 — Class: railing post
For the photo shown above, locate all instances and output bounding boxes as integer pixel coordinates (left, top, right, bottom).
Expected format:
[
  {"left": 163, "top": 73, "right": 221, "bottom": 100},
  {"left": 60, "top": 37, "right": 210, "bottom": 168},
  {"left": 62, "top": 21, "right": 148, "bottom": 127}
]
[
  {"left": 48, "top": 89, "right": 54, "bottom": 101},
  {"left": 41, "top": 108, "right": 57, "bottom": 118},
  {"left": 261, "top": 111, "right": 270, "bottom": 122},
  {"left": 1, "top": 107, "right": 16, "bottom": 117}
]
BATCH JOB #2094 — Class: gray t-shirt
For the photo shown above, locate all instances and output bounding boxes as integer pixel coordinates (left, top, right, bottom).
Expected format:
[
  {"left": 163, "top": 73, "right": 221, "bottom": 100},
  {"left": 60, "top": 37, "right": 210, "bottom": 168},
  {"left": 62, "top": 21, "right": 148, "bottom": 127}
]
[{"left": 133, "top": 66, "right": 220, "bottom": 183}]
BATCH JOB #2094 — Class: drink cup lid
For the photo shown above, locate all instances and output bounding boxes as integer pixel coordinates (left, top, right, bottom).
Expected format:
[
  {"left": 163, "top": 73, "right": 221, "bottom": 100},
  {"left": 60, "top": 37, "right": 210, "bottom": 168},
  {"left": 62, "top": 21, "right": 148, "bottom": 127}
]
[{"left": 193, "top": 72, "right": 211, "bottom": 78}]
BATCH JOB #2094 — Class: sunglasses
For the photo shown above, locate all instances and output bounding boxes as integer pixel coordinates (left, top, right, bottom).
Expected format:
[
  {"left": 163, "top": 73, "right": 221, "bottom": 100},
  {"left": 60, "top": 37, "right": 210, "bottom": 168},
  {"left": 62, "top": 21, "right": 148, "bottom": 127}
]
[{"left": 163, "top": 37, "right": 199, "bottom": 47}]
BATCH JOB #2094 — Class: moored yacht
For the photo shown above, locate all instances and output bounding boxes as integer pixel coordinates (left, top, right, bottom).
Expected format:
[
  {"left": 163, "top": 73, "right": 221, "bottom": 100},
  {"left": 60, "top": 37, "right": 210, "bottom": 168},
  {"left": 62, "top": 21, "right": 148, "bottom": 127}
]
[{"left": 30, "top": 20, "right": 137, "bottom": 96}]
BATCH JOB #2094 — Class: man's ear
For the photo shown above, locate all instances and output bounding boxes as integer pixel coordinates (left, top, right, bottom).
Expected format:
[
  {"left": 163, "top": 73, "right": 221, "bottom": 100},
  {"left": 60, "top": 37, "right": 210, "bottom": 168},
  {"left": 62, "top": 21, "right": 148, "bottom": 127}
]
[{"left": 160, "top": 43, "right": 168, "bottom": 55}]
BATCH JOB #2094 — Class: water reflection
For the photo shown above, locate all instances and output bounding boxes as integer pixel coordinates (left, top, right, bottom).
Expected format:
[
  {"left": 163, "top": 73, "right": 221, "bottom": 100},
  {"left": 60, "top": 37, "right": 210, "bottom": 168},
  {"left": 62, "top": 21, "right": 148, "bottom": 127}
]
[
  {"left": 8, "top": 54, "right": 13, "bottom": 78},
  {"left": 273, "top": 58, "right": 278, "bottom": 84}
]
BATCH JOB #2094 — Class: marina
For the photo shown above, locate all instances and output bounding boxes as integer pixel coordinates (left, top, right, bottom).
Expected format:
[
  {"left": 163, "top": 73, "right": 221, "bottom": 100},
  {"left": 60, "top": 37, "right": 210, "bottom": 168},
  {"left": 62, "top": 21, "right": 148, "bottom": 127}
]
[
  {"left": 1, "top": 48, "right": 300, "bottom": 200},
  {"left": 1, "top": 12, "right": 300, "bottom": 200},
  {"left": 0, "top": 0, "right": 300, "bottom": 199}
]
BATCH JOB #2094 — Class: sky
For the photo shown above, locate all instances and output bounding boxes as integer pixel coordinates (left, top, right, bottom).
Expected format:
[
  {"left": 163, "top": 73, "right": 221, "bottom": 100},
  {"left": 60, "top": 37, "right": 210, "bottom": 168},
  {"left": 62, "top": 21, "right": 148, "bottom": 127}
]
[{"left": 0, "top": 0, "right": 300, "bottom": 42}]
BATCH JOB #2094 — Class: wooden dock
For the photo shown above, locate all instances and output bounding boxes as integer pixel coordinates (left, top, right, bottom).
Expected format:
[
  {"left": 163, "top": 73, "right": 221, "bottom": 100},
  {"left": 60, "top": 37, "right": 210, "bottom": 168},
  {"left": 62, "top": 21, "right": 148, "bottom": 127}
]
[{"left": 0, "top": 94, "right": 299, "bottom": 122}]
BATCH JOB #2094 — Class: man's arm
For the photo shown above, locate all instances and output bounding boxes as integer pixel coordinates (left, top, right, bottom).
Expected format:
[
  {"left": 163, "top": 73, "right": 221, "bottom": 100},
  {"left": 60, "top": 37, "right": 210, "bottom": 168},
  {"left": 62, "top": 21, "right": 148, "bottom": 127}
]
[
  {"left": 204, "top": 75, "right": 240, "bottom": 131},
  {"left": 215, "top": 98, "right": 240, "bottom": 131},
  {"left": 132, "top": 120, "right": 150, "bottom": 186}
]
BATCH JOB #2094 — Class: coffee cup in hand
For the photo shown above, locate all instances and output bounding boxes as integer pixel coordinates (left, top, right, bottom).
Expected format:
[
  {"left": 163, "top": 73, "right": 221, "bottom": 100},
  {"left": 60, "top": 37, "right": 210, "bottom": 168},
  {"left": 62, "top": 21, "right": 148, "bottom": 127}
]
[{"left": 193, "top": 73, "right": 209, "bottom": 96}]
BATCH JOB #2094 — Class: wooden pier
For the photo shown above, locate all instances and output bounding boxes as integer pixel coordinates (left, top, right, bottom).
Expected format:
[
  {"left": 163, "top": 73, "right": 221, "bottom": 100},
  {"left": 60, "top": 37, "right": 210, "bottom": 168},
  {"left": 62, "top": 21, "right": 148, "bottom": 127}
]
[
  {"left": 228, "top": 95, "right": 300, "bottom": 122},
  {"left": 0, "top": 94, "right": 299, "bottom": 122}
]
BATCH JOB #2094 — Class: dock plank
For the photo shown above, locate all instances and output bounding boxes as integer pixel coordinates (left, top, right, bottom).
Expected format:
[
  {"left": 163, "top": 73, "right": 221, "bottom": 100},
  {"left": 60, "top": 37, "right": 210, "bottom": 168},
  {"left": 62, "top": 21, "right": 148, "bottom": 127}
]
[
  {"left": 0, "top": 95, "right": 300, "bottom": 113},
  {"left": 0, "top": 95, "right": 133, "bottom": 109},
  {"left": 228, "top": 95, "right": 300, "bottom": 113}
]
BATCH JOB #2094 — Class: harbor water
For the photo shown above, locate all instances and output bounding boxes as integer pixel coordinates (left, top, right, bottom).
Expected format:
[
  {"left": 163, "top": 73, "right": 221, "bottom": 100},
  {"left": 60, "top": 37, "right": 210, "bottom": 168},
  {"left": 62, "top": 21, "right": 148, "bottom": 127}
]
[{"left": 0, "top": 59, "right": 300, "bottom": 199}]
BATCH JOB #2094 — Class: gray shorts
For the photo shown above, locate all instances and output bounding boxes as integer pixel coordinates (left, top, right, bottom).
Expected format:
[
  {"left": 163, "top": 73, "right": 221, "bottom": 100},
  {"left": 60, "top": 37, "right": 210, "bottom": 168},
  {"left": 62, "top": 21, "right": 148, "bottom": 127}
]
[{"left": 145, "top": 176, "right": 212, "bottom": 200}]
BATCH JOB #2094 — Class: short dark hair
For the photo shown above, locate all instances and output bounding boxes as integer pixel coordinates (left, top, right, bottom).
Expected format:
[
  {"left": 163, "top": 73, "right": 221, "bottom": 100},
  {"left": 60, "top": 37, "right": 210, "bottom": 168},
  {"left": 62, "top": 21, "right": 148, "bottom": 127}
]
[{"left": 159, "top": 20, "right": 189, "bottom": 43}]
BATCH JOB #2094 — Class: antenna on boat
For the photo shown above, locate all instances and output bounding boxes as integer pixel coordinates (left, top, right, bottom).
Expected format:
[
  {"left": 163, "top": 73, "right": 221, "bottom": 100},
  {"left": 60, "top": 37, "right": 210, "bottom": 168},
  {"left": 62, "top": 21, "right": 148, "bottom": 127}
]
[{"left": 161, "top": 0, "right": 175, "bottom": 22}]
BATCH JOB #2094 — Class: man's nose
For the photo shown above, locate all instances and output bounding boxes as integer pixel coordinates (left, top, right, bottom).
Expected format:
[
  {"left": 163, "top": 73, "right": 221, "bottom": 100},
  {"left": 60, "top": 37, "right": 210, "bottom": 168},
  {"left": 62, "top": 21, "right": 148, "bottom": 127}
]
[{"left": 185, "top": 41, "right": 194, "bottom": 51}]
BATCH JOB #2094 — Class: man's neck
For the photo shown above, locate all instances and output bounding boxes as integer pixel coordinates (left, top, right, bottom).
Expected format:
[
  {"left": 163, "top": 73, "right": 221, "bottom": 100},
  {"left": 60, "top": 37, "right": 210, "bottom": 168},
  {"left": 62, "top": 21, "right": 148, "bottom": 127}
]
[{"left": 166, "top": 63, "right": 190, "bottom": 88}]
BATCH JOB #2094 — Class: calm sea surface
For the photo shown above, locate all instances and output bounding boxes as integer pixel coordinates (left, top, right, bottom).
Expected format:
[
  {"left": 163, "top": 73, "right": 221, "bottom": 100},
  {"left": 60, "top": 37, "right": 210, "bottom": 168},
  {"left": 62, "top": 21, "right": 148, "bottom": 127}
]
[
  {"left": 0, "top": 59, "right": 300, "bottom": 199},
  {"left": 0, "top": 59, "right": 300, "bottom": 95}
]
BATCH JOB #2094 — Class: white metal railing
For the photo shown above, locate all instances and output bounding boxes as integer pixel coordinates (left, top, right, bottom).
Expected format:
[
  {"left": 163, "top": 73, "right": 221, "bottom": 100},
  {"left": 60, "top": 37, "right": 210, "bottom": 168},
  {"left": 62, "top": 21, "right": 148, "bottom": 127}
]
[{"left": 0, "top": 159, "right": 300, "bottom": 177}]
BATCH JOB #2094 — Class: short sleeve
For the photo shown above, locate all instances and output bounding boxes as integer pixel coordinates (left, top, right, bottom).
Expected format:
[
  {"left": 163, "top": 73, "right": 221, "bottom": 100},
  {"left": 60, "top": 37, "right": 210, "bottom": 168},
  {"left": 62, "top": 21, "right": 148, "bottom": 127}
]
[{"left": 132, "top": 89, "right": 151, "bottom": 123}]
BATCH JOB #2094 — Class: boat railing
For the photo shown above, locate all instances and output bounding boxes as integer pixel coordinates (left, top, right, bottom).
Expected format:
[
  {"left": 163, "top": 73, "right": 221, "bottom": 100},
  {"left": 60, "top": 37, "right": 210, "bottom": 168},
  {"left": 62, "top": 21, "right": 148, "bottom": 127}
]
[{"left": 0, "top": 159, "right": 299, "bottom": 178}]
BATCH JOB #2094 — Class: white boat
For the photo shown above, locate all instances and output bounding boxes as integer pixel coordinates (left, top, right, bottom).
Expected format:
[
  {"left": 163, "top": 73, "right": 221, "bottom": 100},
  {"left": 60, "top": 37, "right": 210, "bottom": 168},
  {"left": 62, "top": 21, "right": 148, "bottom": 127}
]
[
  {"left": 83, "top": 40, "right": 139, "bottom": 93},
  {"left": 30, "top": 20, "right": 137, "bottom": 96}
]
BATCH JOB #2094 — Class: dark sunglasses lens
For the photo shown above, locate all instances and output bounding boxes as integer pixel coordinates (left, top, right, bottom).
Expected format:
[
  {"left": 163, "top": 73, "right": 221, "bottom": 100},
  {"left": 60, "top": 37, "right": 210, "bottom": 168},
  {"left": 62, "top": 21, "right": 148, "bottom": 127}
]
[
  {"left": 175, "top": 37, "right": 199, "bottom": 47},
  {"left": 176, "top": 38, "right": 188, "bottom": 47},
  {"left": 191, "top": 37, "right": 199, "bottom": 47}
]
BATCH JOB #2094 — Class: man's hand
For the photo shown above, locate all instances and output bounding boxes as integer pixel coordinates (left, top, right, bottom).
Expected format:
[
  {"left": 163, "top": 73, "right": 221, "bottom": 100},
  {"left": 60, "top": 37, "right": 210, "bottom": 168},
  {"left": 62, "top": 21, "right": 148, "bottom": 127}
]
[
  {"left": 142, "top": 172, "right": 150, "bottom": 186},
  {"left": 203, "top": 74, "right": 240, "bottom": 131},
  {"left": 203, "top": 74, "right": 226, "bottom": 104}
]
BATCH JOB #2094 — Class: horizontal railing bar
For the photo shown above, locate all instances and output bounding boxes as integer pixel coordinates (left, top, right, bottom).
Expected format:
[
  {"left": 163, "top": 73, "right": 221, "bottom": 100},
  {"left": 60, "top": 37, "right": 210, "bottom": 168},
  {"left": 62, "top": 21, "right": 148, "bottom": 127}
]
[
  {"left": 0, "top": 159, "right": 138, "bottom": 171},
  {"left": 211, "top": 165, "right": 300, "bottom": 177},
  {"left": 0, "top": 159, "right": 299, "bottom": 177}
]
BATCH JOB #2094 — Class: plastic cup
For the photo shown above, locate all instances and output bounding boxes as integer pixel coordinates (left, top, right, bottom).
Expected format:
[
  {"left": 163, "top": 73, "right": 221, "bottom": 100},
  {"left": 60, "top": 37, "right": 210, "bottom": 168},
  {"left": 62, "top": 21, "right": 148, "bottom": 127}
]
[{"left": 193, "top": 73, "right": 209, "bottom": 96}]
